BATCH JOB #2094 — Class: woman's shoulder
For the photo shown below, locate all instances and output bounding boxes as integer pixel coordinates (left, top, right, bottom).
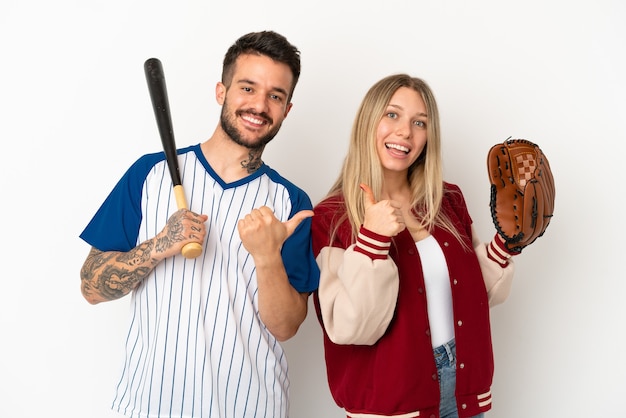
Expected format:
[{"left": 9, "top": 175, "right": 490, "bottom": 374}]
[
  {"left": 443, "top": 181, "right": 462, "bottom": 193},
  {"left": 312, "top": 193, "right": 349, "bottom": 230},
  {"left": 441, "top": 181, "right": 471, "bottom": 215},
  {"left": 443, "top": 181, "right": 465, "bottom": 201},
  {"left": 314, "top": 193, "right": 345, "bottom": 212}
]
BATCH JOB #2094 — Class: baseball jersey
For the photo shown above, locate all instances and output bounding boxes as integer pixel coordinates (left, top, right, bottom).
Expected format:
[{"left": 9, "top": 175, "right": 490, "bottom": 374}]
[{"left": 80, "top": 144, "right": 320, "bottom": 418}]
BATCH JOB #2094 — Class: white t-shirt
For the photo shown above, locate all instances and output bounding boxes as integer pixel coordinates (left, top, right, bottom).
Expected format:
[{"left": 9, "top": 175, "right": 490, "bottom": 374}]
[{"left": 415, "top": 235, "right": 455, "bottom": 348}]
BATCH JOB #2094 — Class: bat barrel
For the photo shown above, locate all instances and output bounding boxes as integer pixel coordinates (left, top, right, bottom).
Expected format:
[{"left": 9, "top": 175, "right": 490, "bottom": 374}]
[{"left": 144, "top": 58, "right": 182, "bottom": 186}]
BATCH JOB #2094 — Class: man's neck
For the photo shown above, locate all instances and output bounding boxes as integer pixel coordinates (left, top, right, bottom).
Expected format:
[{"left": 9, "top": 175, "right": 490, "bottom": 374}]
[{"left": 200, "top": 132, "right": 264, "bottom": 183}]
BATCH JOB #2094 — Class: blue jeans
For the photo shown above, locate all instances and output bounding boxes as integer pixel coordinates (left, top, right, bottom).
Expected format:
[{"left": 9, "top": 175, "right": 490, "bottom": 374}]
[{"left": 434, "top": 339, "right": 484, "bottom": 418}]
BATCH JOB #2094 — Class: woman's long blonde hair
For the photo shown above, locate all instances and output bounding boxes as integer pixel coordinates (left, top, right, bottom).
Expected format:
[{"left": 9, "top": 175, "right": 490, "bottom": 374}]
[{"left": 327, "top": 74, "right": 464, "bottom": 245}]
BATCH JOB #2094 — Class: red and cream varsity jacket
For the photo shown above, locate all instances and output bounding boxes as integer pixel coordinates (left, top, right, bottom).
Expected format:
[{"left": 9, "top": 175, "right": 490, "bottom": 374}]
[{"left": 311, "top": 183, "right": 515, "bottom": 418}]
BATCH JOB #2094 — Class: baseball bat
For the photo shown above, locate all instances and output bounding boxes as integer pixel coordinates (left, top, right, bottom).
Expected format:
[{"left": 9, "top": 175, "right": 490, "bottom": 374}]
[{"left": 144, "top": 57, "right": 202, "bottom": 259}]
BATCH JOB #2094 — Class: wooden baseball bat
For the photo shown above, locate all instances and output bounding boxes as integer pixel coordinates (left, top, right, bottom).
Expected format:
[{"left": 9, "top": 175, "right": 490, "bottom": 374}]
[{"left": 144, "top": 57, "right": 202, "bottom": 259}]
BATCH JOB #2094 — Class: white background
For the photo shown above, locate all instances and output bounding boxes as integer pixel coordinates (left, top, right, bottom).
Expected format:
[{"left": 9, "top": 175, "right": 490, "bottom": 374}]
[{"left": 1, "top": 0, "right": 624, "bottom": 417}]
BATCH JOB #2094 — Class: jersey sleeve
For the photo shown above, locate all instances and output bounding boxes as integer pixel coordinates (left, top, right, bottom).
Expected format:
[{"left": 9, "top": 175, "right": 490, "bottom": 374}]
[
  {"left": 279, "top": 183, "right": 320, "bottom": 294},
  {"left": 79, "top": 152, "right": 165, "bottom": 252}
]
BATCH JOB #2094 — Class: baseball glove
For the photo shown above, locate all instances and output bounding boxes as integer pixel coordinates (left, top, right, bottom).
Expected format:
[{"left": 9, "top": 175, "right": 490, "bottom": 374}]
[{"left": 487, "top": 138, "right": 555, "bottom": 253}]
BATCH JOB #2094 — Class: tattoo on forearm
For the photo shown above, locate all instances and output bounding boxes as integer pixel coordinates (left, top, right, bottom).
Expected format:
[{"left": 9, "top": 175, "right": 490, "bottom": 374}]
[
  {"left": 241, "top": 149, "right": 263, "bottom": 173},
  {"left": 95, "top": 264, "right": 152, "bottom": 300},
  {"left": 118, "top": 241, "right": 153, "bottom": 265},
  {"left": 81, "top": 241, "right": 159, "bottom": 302}
]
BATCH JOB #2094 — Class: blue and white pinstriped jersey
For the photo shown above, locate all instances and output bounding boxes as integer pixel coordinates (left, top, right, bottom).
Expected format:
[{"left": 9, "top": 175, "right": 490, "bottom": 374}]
[{"left": 80, "top": 144, "right": 319, "bottom": 418}]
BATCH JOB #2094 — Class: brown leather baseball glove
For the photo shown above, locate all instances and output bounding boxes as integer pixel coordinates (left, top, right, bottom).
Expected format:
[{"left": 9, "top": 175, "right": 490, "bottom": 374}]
[{"left": 487, "top": 138, "right": 555, "bottom": 253}]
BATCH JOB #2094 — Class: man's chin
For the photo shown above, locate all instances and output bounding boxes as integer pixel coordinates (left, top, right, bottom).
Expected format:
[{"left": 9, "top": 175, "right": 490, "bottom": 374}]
[
  {"left": 237, "top": 135, "right": 275, "bottom": 150},
  {"left": 236, "top": 139, "right": 266, "bottom": 150}
]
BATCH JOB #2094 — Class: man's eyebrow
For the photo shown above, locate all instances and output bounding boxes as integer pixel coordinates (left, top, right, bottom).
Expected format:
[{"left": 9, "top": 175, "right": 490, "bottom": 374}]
[
  {"left": 272, "top": 86, "right": 289, "bottom": 97},
  {"left": 236, "top": 78, "right": 288, "bottom": 97}
]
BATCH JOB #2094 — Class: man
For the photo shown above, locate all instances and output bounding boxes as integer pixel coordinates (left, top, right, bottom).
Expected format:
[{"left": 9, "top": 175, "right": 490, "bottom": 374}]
[{"left": 79, "top": 31, "right": 319, "bottom": 418}]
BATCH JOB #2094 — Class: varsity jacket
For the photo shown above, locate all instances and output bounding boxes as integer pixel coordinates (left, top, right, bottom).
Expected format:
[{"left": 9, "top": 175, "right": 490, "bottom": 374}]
[{"left": 311, "top": 183, "right": 514, "bottom": 418}]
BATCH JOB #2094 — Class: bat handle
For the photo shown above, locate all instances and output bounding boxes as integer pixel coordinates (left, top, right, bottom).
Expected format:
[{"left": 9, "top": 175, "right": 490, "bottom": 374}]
[{"left": 173, "top": 185, "right": 203, "bottom": 259}]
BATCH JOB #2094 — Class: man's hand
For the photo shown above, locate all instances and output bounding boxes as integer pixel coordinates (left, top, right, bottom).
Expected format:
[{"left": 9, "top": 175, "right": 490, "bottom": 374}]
[
  {"left": 237, "top": 206, "right": 313, "bottom": 258},
  {"left": 154, "top": 209, "right": 208, "bottom": 258}
]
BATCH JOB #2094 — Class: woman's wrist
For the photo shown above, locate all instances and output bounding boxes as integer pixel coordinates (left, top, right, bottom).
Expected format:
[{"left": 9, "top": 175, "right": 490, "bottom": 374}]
[
  {"left": 354, "top": 225, "right": 392, "bottom": 260},
  {"left": 487, "top": 233, "right": 519, "bottom": 267}
]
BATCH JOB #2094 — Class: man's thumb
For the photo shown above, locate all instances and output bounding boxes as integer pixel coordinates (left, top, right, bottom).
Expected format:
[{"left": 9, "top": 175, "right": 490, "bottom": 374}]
[{"left": 284, "top": 210, "right": 314, "bottom": 237}]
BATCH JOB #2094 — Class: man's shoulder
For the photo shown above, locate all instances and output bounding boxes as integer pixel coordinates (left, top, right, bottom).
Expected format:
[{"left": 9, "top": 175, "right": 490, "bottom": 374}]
[
  {"left": 128, "top": 144, "right": 199, "bottom": 175},
  {"left": 262, "top": 165, "right": 311, "bottom": 197}
]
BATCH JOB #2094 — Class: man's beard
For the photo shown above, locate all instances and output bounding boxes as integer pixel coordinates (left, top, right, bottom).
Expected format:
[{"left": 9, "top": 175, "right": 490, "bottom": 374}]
[{"left": 220, "top": 103, "right": 282, "bottom": 151}]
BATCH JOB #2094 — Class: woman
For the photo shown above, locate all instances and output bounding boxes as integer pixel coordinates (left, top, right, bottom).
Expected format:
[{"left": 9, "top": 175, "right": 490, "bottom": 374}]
[{"left": 311, "top": 74, "right": 518, "bottom": 418}]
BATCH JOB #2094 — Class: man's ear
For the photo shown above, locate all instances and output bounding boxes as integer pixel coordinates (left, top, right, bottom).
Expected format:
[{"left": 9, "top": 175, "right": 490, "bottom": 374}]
[
  {"left": 283, "top": 102, "right": 293, "bottom": 118},
  {"left": 216, "top": 82, "right": 226, "bottom": 105}
]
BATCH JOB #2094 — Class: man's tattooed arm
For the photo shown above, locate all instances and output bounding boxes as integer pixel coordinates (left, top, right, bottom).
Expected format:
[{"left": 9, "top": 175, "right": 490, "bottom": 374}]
[
  {"left": 80, "top": 208, "right": 207, "bottom": 304},
  {"left": 80, "top": 240, "right": 160, "bottom": 305},
  {"left": 240, "top": 149, "right": 264, "bottom": 173}
]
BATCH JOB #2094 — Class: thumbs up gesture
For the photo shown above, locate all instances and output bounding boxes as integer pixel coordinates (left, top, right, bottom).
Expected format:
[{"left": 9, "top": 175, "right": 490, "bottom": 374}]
[
  {"left": 238, "top": 206, "right": 313, "bottom": 258},
  {"left": 361, "top": 184, "right": 406, "bottom": 237}
]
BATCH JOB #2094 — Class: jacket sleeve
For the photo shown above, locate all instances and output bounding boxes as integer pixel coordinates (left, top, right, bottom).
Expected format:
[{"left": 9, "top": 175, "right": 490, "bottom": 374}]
[
  {"left": 316, "top": 227, "right": 399, "bottom": 345},
  {"left": 472, "top": 226, "right": 515, "bottom": 307}
]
